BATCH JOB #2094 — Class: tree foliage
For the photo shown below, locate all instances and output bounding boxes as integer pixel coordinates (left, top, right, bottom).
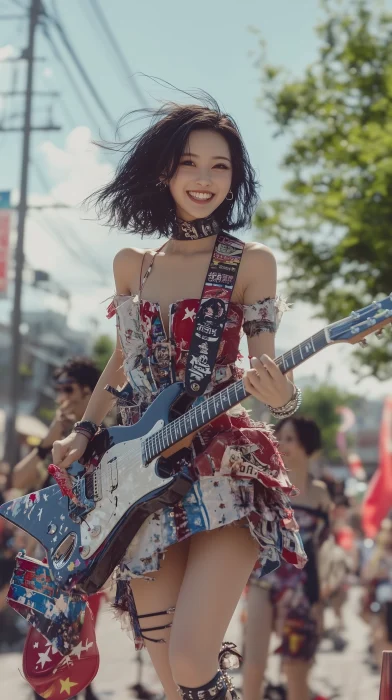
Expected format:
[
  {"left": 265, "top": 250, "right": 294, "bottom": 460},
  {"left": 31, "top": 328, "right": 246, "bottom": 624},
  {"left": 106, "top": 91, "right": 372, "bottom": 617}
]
[
  {"left": 92, "top": 334, "right": 114, "bottom": 373},
  {"left": 298, "top": 382, "right": 359, "bottom": 463},
  {"left": 255, "top": 0, "right": 392, "bottom": 380}
]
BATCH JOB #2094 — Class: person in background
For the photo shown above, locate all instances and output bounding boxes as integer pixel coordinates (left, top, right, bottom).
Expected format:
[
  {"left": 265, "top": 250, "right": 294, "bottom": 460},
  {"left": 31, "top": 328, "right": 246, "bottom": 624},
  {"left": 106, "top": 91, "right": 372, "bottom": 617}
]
[
  {"left": 242, "top": 417, "right": 331, "bottom": 700},
  {"left": 12, "top": 357, "right": 101, "bottom": 492},
  {"left": 10, "top": 357, "right": 101, "bottom": 700}
]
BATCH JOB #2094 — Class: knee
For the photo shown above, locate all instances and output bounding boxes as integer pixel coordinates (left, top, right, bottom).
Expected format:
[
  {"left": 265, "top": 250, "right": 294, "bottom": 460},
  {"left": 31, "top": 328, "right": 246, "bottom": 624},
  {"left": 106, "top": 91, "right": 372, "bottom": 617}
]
[{"left": 169, "top": 635, "right": 216, "bottom": 688}]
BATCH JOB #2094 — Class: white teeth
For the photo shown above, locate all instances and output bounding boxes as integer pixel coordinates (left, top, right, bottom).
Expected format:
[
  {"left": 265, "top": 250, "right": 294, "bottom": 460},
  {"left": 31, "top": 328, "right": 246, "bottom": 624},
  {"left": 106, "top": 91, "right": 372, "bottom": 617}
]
[{"left": 188, "top": 191, "right": 213, "bottom": 200}]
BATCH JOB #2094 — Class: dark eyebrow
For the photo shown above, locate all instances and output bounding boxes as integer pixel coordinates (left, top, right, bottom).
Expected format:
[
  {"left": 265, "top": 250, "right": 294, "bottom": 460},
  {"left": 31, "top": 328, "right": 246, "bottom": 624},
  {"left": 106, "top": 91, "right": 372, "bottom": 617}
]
[{"left": 183, "top": 152, "right": 232, "bottom": 162}]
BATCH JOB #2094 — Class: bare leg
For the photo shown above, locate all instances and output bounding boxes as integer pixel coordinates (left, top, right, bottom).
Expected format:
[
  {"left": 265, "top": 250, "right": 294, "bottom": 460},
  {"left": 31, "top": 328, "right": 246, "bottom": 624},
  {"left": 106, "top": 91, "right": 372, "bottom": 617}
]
[
  {"left": 242, "top": 585, "right": 273, "bottom": 700},
  {"left": 283, "top": 661, "right": 311, "bottom": 700},
  {"left": 169, "top": 523, "right": 259, "bottom": 688},
  {"left": 130, "top": 539, "right": 190, "bottom": 700}
]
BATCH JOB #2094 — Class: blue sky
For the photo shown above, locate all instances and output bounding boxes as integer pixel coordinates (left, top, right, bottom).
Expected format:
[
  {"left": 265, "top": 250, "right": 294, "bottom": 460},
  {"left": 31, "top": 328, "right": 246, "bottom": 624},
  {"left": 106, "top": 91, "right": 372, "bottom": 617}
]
[{"left": 0, "top": 0, "right": 391, "bottom": 397}]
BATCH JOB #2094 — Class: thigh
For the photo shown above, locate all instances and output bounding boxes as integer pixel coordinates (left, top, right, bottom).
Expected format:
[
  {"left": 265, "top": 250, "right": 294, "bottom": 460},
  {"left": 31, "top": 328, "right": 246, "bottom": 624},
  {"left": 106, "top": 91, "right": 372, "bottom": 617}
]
[
  {"left": 131, "top": 538, "right": 190, "bottom": 638},
  {"left": 170, "top": 523, "right": 259, "bottom": 685}
]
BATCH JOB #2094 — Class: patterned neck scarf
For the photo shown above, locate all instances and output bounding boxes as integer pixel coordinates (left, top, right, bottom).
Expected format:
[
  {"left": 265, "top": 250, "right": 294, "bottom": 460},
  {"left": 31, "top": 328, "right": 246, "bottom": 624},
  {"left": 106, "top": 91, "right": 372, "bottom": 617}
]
[{"left": 172, "top": 215, "right": 220, "bottom": 240}]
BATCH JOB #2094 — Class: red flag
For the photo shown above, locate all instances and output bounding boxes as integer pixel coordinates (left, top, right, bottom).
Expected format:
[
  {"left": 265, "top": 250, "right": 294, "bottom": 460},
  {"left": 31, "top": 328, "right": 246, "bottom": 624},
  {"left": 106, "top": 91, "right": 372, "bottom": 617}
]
[
  {"left": 362, "top": 396, "right": 392, "bottom": 538},
  {"left": 0, "top": 209, "right": 11, "bottom": 294}
]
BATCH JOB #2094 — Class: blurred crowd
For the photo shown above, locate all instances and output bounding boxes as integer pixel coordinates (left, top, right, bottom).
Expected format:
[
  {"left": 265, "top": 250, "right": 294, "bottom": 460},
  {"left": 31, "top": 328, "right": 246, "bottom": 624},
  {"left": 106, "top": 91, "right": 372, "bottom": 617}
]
[
  {"left": 0, "top": 357, "right": 391, "bottom": 700},
  {"left": 239, "top": 417, "right": 392, "bottom": 700},
  {"left": 0, "top": 357, "right": 102, "bottom": 700}
]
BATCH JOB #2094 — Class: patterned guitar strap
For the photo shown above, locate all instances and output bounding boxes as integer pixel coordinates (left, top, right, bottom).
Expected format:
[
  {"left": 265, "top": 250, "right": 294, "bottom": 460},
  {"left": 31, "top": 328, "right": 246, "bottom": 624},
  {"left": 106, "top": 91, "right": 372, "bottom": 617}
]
[{"left": 185, "top": 232, "right": 245, "bottom": 397}]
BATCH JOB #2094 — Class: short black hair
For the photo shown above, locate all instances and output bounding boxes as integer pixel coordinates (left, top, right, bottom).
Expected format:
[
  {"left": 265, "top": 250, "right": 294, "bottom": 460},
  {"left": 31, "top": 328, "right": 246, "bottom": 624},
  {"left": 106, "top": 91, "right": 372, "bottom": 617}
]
[
  {"left": 275, "top": 416, "right": 322, "bottom": 457},
  {"left": 88, "top": 95, "right": 259, "bottom": 238},
  {"left": 53, "top": 357, "right": 100, "bottom": 392}
]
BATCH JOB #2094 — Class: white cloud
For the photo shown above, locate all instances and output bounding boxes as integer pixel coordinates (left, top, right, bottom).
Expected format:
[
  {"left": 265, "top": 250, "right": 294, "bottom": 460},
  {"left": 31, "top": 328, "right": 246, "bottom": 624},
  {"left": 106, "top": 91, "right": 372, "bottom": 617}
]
[
  {"left": 0, "top": 45, "right": 14, "bottom": 63},
  {"left": 39, "top": 127, "right": 113, "bottom": 205}
]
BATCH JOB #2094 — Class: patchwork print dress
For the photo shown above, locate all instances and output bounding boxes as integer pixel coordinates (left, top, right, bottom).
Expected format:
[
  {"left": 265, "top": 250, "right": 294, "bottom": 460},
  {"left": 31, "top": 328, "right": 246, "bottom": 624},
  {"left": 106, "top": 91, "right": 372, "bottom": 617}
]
[
  {"left": 106, "top": 283, "right": 307, "bottom": 649},
  {"left": 251, "top": 504, "right": 329, "bottom": 661}
]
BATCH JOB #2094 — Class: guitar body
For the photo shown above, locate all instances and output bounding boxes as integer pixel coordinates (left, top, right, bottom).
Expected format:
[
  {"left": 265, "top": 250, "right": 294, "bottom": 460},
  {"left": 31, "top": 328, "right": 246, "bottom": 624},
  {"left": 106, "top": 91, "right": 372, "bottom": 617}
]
[
  {"left": 1, "top": 293, "right": 391, "bottom": 596},
  {"left": 0, "top": 383, "right": 194, "bottom": 594}
]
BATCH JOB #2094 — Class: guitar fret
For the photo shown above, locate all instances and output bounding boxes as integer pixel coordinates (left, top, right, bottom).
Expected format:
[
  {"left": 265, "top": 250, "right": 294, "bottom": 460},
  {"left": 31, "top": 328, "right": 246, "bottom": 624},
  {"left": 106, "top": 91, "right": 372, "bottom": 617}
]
[{"left": 145, "top": 328, "right": 332, "bottom": 462}]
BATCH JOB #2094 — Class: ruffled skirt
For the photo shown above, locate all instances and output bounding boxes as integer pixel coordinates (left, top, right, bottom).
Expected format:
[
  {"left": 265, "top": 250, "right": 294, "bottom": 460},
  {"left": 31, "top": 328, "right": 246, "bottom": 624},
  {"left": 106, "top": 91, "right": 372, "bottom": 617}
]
[{"left": 114, "top": 409, "right": 307, "bottom": 649}]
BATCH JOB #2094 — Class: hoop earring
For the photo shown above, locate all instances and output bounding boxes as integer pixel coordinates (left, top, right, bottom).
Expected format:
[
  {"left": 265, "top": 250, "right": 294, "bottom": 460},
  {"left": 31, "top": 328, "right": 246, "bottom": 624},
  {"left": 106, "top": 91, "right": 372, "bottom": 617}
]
[{"left": 226, "top": 190, "right": 234, "bottom": 201}]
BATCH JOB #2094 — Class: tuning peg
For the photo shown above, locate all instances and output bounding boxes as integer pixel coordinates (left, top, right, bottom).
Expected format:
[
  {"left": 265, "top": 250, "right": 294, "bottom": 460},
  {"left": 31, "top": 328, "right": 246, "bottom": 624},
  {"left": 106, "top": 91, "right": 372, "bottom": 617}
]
[
  {"left": 376, "top": 329, "right": 384, "bottom": 339},
  {"left": 359, "top": 340, "right": 368, "bottom": 347}
]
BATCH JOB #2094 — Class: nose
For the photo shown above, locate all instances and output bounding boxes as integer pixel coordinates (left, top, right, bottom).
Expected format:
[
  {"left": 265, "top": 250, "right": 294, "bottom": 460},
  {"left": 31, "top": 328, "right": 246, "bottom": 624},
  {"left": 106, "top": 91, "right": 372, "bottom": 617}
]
[{"left": 195, "top": 168, "right": 212, "bottom": 188}]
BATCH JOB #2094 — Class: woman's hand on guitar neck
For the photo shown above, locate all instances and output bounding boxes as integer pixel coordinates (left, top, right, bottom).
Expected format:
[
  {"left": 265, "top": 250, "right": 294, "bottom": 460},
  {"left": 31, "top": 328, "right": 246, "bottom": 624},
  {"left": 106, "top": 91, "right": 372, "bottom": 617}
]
[
  {"left": 244, "top": 354, "right": 294, "bottom": 409},
  {"left": 52, "top": 432, "right": 90, "bottom": 470}
]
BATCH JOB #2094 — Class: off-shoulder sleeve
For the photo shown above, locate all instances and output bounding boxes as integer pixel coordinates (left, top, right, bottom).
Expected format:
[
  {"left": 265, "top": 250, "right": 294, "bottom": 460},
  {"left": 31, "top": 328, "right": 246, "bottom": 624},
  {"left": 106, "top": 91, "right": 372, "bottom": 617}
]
[{"left": 242, "top": 295, "right": 290, "bottom": 336}]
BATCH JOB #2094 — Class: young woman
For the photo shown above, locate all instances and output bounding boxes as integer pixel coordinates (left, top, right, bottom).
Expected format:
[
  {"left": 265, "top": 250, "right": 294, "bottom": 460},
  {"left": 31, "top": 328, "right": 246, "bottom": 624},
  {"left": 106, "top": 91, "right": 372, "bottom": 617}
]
[
  {"left": 52, "top": 99, "right": 306, "bottom": 700},
  {"left": 242, "top": 417, "right": 331, "bottom": 700}
]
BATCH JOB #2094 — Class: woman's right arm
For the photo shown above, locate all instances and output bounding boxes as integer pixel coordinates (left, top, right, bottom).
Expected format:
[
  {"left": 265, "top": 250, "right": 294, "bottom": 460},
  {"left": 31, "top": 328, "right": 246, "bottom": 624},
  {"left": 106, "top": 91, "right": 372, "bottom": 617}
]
[{"left": 52, "top": 247, "right": 139, "bottom": 469}]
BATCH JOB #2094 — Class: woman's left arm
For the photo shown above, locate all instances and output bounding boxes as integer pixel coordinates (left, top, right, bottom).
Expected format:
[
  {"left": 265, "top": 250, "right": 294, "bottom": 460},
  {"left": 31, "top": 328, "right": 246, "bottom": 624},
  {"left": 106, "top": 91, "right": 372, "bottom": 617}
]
[{"left": 242, "top": 244, "right": 294, "bottom": 409}]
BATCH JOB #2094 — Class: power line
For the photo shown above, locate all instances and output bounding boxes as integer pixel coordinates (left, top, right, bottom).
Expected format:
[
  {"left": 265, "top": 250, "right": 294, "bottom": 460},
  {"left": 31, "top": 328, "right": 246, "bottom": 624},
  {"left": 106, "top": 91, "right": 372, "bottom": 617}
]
[
  {"left": 86, "top": 0, "right": 147, "bottom": 108},
  {"left": 40, "top": 22, "right": 102, "bottom": 133},
  {"left": 40, "top": 2, "right": 117, "bottom": 130},
  {"left": 32, "top": 160, "right": 109, "bottom": 284}
]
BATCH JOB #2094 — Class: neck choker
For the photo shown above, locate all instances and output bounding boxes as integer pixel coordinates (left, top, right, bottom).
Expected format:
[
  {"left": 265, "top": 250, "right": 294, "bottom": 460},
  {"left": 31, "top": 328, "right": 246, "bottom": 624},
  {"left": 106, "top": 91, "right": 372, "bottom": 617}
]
[{"left": 172, "top": 216, "right": 220, "bottom": 240}]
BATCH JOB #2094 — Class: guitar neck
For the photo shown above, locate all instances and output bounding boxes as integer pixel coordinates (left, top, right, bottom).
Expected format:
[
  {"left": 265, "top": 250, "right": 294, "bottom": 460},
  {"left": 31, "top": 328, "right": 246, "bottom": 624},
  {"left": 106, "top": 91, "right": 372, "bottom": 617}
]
[{"left": 147, "top": 328, "right": 329, "bottom": 459}]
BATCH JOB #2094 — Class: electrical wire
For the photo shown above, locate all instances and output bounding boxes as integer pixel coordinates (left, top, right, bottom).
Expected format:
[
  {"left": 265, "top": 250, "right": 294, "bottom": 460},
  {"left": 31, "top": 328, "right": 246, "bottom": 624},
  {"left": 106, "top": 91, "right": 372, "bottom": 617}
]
[
  {"left": 40, "top": 22, "right": 102, "bottom": 133},
  {"left": 86, "top": 0, "right": 147, "bottom": 108},
  {"left": 40, "top": 2, "right": 117, "bottom": 129},
  {"left": 58, "top": 96, "right": 76, "bottom": 131},
  {"left": 32, "top": 160, "right": 109, "bottom": 284}
]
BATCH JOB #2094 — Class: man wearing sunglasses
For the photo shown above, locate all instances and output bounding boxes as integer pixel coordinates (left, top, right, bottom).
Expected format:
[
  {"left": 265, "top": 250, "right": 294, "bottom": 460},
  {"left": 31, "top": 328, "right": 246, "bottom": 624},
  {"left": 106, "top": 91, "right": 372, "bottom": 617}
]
[{"left": 12, "top": 357, "right": 100, "bottom": 492}]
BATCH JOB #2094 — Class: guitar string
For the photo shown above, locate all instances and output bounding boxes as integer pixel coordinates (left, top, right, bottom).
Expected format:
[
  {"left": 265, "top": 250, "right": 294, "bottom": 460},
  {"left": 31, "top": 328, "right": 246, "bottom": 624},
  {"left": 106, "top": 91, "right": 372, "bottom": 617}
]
[
  {"left": 75, "top": 328, "right": 329, "bottom": 494},
  {"left": 72, "top": 310, "right": 391, "bottom": 505},
  {"left": 144, "top": 327, "right": 329, "bottom": 460}
]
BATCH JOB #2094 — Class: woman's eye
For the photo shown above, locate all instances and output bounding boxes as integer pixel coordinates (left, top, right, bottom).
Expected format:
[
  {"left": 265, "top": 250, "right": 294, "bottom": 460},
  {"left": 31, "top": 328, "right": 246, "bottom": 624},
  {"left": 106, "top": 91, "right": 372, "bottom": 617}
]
[
  {"left": 214, "top": 163, "right": 230, "bottom": 169},
  {"left": 180, "top": 160, "right": 194, "bottom": 166}
]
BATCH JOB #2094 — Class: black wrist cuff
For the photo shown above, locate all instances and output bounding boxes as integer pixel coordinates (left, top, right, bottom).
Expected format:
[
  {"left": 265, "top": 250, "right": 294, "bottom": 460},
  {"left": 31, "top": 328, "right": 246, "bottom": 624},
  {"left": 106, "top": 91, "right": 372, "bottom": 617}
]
[{"left": 37, "top": 443, "right": 51, "bottom": 460}]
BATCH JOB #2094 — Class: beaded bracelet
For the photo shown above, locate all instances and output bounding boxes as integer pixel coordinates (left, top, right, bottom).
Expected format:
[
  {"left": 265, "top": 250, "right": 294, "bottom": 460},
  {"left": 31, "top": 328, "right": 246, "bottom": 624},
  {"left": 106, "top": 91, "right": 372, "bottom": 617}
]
[
  {"left": 267, "top": 385, "right": 302, "bottom": 419},
  {"left": 73, "top": 420, "right": 98, "bottom": 440}
]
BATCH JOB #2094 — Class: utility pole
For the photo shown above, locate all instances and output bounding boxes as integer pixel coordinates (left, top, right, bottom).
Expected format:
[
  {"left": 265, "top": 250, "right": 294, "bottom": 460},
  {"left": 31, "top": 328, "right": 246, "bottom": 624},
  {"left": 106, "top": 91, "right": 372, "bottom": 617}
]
[{"left": 4, "top": 0, "right": 49, "bottom": 467}]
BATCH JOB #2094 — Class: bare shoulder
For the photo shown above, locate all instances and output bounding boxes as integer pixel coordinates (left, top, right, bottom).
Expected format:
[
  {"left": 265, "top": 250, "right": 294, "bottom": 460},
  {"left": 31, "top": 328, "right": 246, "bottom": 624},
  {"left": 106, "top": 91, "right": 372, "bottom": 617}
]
[
  {"left": 243, "top": 241, "right": 276, "bottom": 266},
  {"left": 113, "top": 246, "right": 154, "bottom": 295},
  {"left": 240, "top": 241, "right": 277, "bottom": 303}
]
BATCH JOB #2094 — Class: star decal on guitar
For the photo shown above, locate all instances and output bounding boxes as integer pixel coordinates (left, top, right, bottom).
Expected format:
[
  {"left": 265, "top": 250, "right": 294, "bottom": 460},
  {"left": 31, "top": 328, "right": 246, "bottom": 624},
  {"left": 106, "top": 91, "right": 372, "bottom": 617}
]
[
  {"left": 60, "top": 677, "right": 78, "bottom": 695},
  {"left": 36, "top": 647, "right": 52, "bottom": 668},
  {"left": 182, "top": 307, "right": 196, "bottom": 321}
]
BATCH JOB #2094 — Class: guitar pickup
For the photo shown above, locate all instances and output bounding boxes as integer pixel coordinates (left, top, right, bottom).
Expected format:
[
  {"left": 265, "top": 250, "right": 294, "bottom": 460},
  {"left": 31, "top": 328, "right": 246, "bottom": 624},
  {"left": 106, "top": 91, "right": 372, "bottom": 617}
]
[{"left": 108, "top": 457, "right": 118, "bottom": 492}]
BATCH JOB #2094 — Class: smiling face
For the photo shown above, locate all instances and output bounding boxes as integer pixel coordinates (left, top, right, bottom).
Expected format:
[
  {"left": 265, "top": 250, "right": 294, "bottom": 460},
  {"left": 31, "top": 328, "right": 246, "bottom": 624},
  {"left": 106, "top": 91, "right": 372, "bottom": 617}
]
[{"left": 168, "top": 129, "right": 232, "bottom": 221}]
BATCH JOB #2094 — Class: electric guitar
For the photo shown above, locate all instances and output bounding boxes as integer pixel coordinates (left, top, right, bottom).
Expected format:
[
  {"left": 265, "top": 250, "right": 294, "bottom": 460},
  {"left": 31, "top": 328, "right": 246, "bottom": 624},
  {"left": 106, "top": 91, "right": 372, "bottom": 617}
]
[{"left": 1, "top": 295, "right": 391, "bottom": 595}]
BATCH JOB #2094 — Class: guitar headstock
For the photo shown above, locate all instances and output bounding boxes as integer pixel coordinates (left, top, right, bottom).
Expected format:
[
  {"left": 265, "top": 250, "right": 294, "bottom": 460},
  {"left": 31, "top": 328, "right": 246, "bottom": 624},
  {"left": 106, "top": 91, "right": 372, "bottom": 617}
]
[{"left": 328, "top": 293, "right": 392, "bottom": 345}]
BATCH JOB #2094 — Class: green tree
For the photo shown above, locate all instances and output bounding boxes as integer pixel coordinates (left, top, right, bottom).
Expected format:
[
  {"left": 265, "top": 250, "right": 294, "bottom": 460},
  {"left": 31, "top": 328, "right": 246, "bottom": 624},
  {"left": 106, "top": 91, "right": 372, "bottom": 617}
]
[
  {"left": 298, "top": 383, "right": 359, "bottom": 463},
  {"left": 255, "top": 0, "right": 392, "bottom": 380},
  {"left": 92, "top": 334, "right": 115, "bottom": 373}
]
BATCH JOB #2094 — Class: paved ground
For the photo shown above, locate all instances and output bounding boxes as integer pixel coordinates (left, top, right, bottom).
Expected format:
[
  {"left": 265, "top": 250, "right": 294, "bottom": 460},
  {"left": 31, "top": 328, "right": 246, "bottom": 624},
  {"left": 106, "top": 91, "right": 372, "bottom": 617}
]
[{"left": 0, "top": 587, "right": 381, "bottom": 700}]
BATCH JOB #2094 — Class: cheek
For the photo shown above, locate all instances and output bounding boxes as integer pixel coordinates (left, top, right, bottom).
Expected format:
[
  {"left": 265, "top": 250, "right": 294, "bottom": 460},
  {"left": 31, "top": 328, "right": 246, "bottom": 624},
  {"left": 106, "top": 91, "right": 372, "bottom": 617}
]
[
  {"left": 214, "top": 171, "right": 232, "bottom": 196},
  {"left": 169, "top": 176, "right": 187, "bottom": 206}
]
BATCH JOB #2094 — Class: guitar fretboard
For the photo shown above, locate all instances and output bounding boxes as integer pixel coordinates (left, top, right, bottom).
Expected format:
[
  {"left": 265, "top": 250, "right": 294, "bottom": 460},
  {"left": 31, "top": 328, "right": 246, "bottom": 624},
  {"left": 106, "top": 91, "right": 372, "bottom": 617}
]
[{"left": 144, "top": 328, "right": 328, "bottom": 462}]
